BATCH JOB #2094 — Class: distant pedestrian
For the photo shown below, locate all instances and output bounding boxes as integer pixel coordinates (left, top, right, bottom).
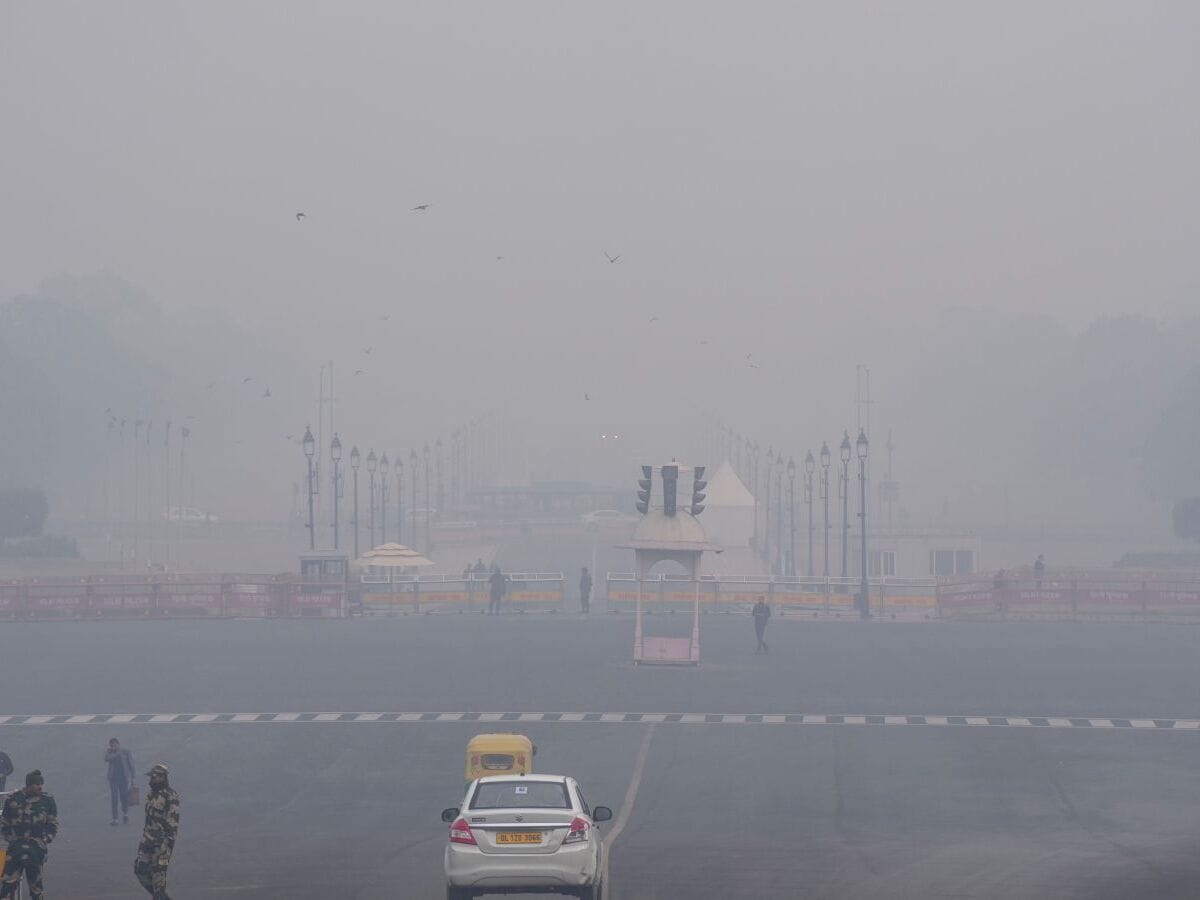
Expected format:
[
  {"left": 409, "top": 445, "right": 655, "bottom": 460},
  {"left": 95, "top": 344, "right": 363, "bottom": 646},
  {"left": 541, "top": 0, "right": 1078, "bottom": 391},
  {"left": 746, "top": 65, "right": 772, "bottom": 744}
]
[
  {"left": 752, "top": 596, "right": 770, "bottom": 654},
  {"left": 1, "top": 769, "right": 58, "bottom": 899},
  {"left": 135, "top": 764, "right": 179, "bottom": 900},
  {"left": 487, "top": 566, "right": 508, "bottom": 615},
  {"left": 579, "top": 567, "right": 593, "bottom": 614},
  {"left": 0, "top": 751, "right": 11, "bottom": 792},
  {"left": 1033, "top": 554, "right": 1045, "bottom": 579},
  {"left": 472, "top": 558, "right": 488, "bottom": 576},
  {"left": 105, "top": 737, "right": 135, "bottom": 825}
]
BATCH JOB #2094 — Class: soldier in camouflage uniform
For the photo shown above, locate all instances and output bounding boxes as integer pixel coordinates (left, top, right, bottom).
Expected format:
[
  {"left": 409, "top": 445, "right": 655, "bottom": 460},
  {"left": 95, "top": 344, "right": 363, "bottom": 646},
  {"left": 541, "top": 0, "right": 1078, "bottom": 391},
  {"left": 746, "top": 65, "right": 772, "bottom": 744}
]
[
  {"left": 1, "top": 769, "right": 58, "bottom": 899},
  {"left": 134, "top": 764, "right": 180, "bottom": 900}
]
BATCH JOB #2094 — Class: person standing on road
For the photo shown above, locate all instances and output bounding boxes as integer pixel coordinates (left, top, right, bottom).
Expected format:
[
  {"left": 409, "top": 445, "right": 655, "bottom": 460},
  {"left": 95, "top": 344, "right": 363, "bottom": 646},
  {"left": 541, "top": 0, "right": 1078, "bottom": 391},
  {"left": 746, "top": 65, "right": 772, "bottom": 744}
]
[
  {"left": 0, "top": 769, "right": 58, "bottom": 899},
  {"left": 579, "top": 567, "right": 593, "bottom": 614},
  {"left": 472, "top": 558, "right": 488, "bottom": 576},
  {"left": 752, "top": 596, "right": 771, "bottom": 654},
  {"left": 135, "top": 764, "right": 179, "bottom": 900},
  {"left": 0, "top": 751, "right": 12, "bottom": 792},
  {"left": 105, "top": 737, "right": 135, "bottom": 825},
  {"left": 487, "top": 565, "right": 508, "bottom": 615},
  {"left": 1033, "top": 554, "right": 1046, "bottom": 579}
]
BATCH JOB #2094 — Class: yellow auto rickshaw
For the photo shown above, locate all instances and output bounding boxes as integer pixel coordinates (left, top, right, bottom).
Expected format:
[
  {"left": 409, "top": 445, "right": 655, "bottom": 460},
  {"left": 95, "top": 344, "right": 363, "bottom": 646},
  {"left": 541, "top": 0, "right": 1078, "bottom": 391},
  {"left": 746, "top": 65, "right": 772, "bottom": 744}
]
[{"left": 464, "top": 733, "right": 536, "bottom": 788}]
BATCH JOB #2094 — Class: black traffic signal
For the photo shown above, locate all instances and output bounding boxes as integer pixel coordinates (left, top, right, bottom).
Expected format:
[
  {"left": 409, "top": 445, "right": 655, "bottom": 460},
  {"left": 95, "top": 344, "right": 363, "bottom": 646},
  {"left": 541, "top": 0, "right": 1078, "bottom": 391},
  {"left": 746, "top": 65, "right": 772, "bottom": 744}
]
[
  {"left": 636, "top": 465, "right": 652, "bottom": 514},
  {"left": 662, "top": 464, "right": 679, "bottom": 516},
  {"left": 691, "top": 465, "right": 707, "bottom": 516}
]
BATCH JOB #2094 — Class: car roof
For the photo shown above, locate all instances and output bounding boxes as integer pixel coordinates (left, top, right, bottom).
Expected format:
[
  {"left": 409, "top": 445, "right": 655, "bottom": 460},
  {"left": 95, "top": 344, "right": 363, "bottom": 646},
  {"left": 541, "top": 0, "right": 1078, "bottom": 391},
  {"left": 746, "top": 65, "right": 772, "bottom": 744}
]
[{"left": 474, "top": 773, "right": 569, "bottom": 785}]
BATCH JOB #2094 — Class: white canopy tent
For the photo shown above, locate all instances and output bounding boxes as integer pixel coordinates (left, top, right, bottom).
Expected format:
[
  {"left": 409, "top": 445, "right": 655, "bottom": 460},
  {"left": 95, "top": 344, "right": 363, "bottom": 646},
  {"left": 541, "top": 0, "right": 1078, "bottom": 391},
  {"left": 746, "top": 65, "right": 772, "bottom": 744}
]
[{"left": 699, "top": 461, "right": 755, "bottom": 547}]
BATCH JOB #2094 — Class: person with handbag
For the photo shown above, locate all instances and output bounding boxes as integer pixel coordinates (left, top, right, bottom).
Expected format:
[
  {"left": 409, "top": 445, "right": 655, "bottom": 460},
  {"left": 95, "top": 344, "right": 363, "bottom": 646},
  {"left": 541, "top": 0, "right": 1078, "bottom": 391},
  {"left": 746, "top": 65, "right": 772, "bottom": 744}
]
[{"left": 105, "top": 738, "right": 135, "bottom": 826}]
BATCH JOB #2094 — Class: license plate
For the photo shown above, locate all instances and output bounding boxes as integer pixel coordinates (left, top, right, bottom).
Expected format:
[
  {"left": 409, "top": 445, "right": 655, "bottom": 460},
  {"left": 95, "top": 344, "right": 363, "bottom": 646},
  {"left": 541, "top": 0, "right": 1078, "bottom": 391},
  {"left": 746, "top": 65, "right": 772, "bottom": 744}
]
[{"left": 497, "top": 832, "right": 542, "bottom": 844}]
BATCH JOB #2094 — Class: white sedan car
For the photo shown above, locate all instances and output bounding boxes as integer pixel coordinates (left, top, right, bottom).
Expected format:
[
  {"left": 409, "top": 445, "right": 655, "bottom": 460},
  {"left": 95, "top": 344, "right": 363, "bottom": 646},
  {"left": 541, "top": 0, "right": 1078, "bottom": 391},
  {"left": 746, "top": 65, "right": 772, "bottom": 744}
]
[{"left": 442, "top": 774, "right": 613, "bottom": 899}]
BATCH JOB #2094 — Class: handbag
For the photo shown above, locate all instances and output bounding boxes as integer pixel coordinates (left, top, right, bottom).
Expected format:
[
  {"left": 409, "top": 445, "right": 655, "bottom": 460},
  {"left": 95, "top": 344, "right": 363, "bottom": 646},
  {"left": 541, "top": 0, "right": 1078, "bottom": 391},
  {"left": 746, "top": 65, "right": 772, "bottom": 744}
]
[{"left": 128, "top": 785, "right": 141, "bottom": 806}]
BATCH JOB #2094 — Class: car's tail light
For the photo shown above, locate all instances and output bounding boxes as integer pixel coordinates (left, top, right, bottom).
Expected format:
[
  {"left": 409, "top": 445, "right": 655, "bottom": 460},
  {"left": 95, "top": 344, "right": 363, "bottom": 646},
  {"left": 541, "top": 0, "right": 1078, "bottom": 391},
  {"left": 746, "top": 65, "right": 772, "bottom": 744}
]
[
  {"left": 516, "top": 753, "right": 526, "bottom": 767},
  {"left": 562, "top": 817, "right": 589, "bottom": 845},
  {"left": 449, "top": 817, "right": 477, "bottom": 845}
]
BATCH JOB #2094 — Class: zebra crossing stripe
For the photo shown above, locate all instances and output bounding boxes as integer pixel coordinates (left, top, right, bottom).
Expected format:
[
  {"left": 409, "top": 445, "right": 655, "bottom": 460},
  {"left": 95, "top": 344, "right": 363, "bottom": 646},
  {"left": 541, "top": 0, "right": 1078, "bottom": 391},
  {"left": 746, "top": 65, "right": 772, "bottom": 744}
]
[{"left": 1, "top": 712, "right": 1198, "bottom": 730}]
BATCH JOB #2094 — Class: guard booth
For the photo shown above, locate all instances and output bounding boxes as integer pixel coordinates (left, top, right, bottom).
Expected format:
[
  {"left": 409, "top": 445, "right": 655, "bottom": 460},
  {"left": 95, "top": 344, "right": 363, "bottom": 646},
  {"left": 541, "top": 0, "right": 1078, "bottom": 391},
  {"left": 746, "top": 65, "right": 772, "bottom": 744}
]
[
  {"left": 297, "top": 553, "right": 351, "bottom": 616},
  {"left": 621, "top": 463, "right": 721, "bottom": 666}
]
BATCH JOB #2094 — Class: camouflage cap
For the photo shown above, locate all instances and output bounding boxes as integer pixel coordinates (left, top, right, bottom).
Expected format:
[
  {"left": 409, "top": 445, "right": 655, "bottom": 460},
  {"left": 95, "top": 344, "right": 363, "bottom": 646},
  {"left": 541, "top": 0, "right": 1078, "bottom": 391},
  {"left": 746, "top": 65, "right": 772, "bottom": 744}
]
[{"left": 146, "top": 763, "right": 169, "bottom": 777}]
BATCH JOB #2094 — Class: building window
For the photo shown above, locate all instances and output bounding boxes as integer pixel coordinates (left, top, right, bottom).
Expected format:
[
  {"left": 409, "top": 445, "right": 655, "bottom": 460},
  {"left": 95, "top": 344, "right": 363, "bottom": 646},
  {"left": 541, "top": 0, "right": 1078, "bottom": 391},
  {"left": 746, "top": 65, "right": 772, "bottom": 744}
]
[
  {"left": 870, "top": 550, "right": 896, "bottom": 577},
  {"left": 930, "top": 549, "right": 974, "bottom": 575}
]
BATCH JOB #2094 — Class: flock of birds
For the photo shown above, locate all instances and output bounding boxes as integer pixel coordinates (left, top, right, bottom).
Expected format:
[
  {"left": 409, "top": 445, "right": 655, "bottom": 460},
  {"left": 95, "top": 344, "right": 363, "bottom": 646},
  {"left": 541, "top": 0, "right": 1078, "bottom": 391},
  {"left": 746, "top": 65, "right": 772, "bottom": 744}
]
[{"left": 290, "top": 206, "right": 765, "bottom": 409}]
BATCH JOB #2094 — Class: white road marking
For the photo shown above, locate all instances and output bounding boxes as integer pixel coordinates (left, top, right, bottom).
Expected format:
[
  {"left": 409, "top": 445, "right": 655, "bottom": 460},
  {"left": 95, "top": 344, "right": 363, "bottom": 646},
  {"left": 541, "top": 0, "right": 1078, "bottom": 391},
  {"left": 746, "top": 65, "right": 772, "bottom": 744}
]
[
  {"left": 0, "top": 712, "right": 1196, "bottom": 730},
  {"left": 603, "top": 724, "right": 656, "bottom": 897}
]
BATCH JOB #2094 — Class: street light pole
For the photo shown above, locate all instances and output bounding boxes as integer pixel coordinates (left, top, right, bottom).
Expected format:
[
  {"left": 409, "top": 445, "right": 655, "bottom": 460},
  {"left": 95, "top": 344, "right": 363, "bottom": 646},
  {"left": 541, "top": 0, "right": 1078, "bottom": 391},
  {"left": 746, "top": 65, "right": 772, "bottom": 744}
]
[
  {"left": 840, "top": 431, "right": 851, "bottom": 579},
  {"left": 379, "top": 454, "right": 390, "bottom": 543},
  {"left": 395, "top": 457, "right": 403, "bottom": 547},
  {"left": 857, "top": 429, "right": 870, "bottom": 619},
  {"left": 366, "top": 450, "right": 377, "bottom": 549},
  {"left": 765, "top": 448, "right": 775, "bottom": 568},
  {"left": 804, "top": 451, "right": 815, "bottom": 577},
  {"left": 774, "top": 454, "right": 783, "bottom": 575},
  {"left": 330, "top": 434, "right": 342, "bottom": 550},
  {"left": 409, "top": 449, "right": 418, "bottom": 551},
  {"left": 819, "top": 442, "right": 830, "bottom": 577},
  {"left": 424, "top": 442, "right": 432, "bottom": 554},
  {"left": 787, "top": 457, "right": 796, "bottom": 577},
  {"left": 350, "top": 445, "right": 361, "bottom": 559},
  {"left": 303, "top": 426, "right": 315, "bottom": 551}
]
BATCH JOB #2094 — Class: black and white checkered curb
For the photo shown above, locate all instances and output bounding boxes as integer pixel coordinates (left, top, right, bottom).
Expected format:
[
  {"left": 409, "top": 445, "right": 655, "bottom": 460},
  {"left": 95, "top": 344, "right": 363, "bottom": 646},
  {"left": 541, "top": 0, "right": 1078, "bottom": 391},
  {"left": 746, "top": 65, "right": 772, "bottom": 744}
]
[{"left": 1, "top": 712, "right": 1197, "bottom": 730}]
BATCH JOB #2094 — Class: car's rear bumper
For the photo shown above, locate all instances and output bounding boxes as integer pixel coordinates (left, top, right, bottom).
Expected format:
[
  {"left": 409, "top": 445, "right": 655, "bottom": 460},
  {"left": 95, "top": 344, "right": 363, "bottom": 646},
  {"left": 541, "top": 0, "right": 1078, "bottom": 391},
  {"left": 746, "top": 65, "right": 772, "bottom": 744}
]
[{"left": 445, "top": 842, "right": 600, "bottom": 889}]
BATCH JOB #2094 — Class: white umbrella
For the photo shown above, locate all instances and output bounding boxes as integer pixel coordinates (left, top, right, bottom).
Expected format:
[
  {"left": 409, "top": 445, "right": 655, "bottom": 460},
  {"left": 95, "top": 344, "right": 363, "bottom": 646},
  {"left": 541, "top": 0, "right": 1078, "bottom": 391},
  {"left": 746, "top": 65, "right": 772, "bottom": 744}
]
[{"left": 355, "top": 543, "right": 436, "bottom": 568}]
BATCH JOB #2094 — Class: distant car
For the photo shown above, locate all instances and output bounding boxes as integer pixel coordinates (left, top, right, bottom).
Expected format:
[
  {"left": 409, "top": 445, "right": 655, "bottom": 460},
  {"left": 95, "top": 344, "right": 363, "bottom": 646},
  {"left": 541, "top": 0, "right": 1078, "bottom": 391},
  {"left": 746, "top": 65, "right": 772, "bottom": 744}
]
[
  {"left": 442, "top": 773, "right": 612, "bottom": 900},
  {"left": 580, "top": 509, "right": 634, "bottom": 527}
]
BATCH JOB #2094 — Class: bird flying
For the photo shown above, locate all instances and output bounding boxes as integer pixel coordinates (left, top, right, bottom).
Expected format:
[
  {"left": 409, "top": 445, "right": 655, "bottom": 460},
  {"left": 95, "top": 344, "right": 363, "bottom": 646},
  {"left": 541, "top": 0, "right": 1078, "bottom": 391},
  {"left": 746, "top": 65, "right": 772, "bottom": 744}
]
[
  {"left": 243, "top": 376, "right": 254, "bottom": 383},
  {"left": 603, "top": 251, "right": 620, "bottom": 264},
  {"left": 263, "top": 387, "right": 272, "bottom": 398},
  {"left": 412, "top": 204, "right": 431, "bottom": 211},
  {"left": 295, "top": 212, "right": 306, "bottom": 221},
  {"left": 354, "top": 369, "right": 365, "bottom": 376}
]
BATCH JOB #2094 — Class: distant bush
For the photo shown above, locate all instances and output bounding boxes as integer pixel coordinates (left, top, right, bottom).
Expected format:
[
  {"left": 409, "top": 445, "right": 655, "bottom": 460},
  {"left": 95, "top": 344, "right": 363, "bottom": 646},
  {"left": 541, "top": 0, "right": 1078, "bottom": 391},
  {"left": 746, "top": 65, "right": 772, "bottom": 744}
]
[{"left": 0, "top": 534, "right": 80, "bottom": 559}]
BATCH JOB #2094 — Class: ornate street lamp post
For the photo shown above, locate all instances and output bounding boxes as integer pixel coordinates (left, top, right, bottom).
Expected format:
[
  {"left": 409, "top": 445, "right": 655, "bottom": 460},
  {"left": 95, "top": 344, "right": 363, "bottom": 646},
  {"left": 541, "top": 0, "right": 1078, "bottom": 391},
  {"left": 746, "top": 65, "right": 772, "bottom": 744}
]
[
  {"left": 804, "top": 450, "right": 815, "bottom": 576},
  {"left": 330, "top": 434, "right": 343, "bottom": 550},
  {"left": 350, "top": 445, "right": 361, "bottom": 559},
  {"left": 787, "top": 457, "right": 796, "bottom": 577},
  {"left": 840, "top": 431, "right": 851, "bottom": 579},
  {"left": 409, "top": 449, "right": 418, "bottom": 551},
  {"left": 819, "top": 442, "right": 831, "bottom": 577},
  {"left": 423, "top": 442, "right": 432, "bottom": 554},
  {"left": 302, "top": 426, "right": 316, "bottom": 550},
  {"left": 379, "top": 454, "right": 390, "bottom": 543},
  {"left": 366, "top": 450, "right": 378, "bottom": 548},
  {"left": 857, "top": 429, "right": 870, "bottom": 619},
  {"left": 774, "top": 454, "right": 784, "bottom": 575},
  {"left": 395, "top": 456, "right": 403, "bottom": 547}
]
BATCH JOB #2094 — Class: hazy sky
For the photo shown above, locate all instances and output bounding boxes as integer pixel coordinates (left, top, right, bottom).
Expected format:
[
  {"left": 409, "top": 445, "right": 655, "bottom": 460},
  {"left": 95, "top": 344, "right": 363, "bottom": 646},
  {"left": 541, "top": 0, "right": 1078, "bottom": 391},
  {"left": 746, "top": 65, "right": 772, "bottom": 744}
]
[{"left": 3, "top": 2, "right": 1199, "bottom": 518}]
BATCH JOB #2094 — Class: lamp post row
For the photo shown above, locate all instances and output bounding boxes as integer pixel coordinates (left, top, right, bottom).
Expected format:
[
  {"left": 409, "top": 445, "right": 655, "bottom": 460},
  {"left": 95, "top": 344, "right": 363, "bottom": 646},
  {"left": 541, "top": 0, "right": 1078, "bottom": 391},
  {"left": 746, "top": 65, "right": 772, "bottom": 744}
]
[
  {"left": 300, "top": 426, "right": 442, "bottom": 557},
  {"left": 726, "top": 430, "right": 869, "bottom": 610}
]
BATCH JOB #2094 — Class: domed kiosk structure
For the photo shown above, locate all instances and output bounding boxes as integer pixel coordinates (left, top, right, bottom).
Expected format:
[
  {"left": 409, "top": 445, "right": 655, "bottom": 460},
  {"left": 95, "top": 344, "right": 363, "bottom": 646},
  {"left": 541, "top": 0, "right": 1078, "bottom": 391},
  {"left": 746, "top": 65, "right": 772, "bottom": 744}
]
[{"left": 619, "top": 463, "right": 721, "bottom": 665}]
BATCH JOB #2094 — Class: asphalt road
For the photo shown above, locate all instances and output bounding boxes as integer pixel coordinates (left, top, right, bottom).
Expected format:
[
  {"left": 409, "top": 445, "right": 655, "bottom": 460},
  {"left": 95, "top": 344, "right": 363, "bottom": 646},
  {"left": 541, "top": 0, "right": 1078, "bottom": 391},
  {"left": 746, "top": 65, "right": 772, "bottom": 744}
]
[{"left": 1, "top": 616, "right": 1198, "bottom": 898}]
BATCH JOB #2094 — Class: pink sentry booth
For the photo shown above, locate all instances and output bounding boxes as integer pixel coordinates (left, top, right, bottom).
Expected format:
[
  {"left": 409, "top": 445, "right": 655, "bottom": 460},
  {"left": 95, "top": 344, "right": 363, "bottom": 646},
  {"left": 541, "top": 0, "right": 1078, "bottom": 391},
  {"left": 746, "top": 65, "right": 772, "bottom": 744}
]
[{"left": 621, "top": 508, "right": 721, "bottom": 666}]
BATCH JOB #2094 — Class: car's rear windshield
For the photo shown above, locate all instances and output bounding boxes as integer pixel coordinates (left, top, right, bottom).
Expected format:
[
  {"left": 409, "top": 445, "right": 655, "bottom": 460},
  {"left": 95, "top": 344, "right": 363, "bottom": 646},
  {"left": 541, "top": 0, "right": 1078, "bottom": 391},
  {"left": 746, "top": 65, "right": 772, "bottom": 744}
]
[
  {"left": 470, "top": 781, "right": 570, "bottom": 810},
  {"left": 481, "top": 754, "right": 515, "bottom": 770}
]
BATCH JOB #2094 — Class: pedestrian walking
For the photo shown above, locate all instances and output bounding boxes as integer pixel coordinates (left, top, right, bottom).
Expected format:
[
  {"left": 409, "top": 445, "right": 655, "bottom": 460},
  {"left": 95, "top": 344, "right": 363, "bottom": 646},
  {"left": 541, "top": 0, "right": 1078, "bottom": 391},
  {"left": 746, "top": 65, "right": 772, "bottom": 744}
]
[
  {"left": 0, "top": 770, "right": 58, "bottom": 899},
  {"left": 1033, "top": 554, "right": 1046, "bottom": 579},
  {"left": 487, "top": 565, "right": 508, "bottom": 615},
  {"left": 752, "top": 596, "right": 771, "bottom": 654},
  {"left": 472, "top": 558, "right": 488, "bottom": 576},
  {"left": 105, "top": 737, "right": 135, "bottom": 825},
  {"left": 579, "top": 567, "right": 593, "bottom": 614},
  {"left": 0, "top": 751, "right": 12, "bottom": 792},
  {"left": 134, "top": 764, "right": 179, "bottom": 900}
]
